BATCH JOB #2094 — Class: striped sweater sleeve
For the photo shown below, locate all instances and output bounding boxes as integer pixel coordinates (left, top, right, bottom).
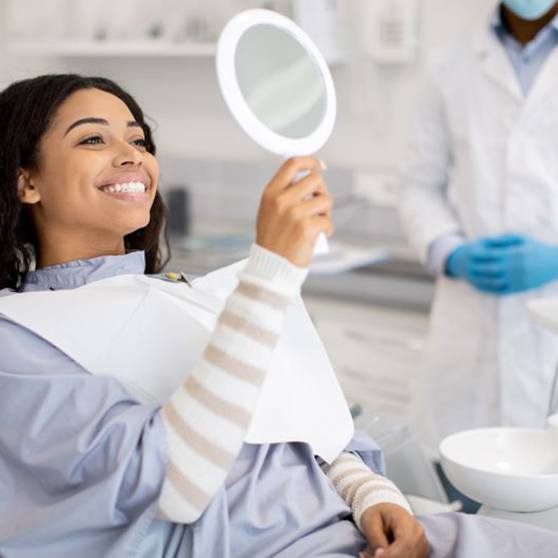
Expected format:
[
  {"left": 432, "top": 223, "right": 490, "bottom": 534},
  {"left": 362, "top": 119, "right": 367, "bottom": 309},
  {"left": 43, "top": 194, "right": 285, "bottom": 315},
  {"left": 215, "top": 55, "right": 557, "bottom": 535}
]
[
  {"left": 325, "top": 452, "right": 412, "bottom": 530},
  {"left": 156, "top": 244, "right": 307, "bottom": 523}
]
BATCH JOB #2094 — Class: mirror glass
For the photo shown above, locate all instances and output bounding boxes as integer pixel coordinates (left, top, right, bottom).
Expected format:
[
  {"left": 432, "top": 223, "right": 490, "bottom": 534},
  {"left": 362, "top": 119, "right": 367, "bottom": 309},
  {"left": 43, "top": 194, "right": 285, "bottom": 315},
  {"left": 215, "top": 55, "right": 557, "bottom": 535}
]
[{"left": 234, "top": 24, "right": 327, "bottom": 140}]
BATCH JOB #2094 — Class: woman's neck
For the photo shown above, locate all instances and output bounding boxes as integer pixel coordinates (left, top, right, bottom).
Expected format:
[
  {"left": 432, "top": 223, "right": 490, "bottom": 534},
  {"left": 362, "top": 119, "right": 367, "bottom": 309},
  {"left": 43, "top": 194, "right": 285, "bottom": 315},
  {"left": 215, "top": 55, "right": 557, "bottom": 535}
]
[
  {"left": 36, "top": 230, "right": 126, "bottom": 269},
  {"left": 502, "top": 4, "right": 558, "bottom": 45}
]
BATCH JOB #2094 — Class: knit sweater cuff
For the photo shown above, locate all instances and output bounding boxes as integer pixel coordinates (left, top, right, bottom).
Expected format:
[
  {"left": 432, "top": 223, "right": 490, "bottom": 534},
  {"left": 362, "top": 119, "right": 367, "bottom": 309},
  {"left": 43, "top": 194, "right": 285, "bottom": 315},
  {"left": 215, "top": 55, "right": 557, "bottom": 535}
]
[
  {"left": 239, "top": 244, "right": 308, "bottom": 297},
  {"left": 325, "top": 452, "right": 413, "bottom": 532}
]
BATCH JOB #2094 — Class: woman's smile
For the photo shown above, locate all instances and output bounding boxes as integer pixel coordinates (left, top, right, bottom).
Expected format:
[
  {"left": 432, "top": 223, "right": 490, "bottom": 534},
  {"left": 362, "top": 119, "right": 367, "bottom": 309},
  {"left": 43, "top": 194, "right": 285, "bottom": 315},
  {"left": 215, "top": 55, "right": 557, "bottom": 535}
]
[{"left": 96, "top": 171, "right": 153, "bottom": 202}]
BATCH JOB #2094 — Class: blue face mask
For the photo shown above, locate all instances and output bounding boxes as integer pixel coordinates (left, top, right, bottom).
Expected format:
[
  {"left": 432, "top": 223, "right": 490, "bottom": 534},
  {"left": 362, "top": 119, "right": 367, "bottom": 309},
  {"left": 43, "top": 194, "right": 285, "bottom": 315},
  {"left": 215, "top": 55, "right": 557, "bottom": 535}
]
[{"left": 503, "top": 0, "right": 556, "bottom": 20}]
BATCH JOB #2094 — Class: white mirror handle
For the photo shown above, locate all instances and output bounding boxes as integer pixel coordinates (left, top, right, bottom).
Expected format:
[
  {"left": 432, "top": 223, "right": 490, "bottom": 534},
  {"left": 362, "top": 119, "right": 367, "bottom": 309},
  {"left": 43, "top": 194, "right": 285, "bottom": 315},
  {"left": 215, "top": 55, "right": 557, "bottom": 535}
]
[
  {"left": 314, "top": 233, "right": 329, "bottom": 255},
  {"left": 547, "top": 413, "right": 558, "bottom": 431}
]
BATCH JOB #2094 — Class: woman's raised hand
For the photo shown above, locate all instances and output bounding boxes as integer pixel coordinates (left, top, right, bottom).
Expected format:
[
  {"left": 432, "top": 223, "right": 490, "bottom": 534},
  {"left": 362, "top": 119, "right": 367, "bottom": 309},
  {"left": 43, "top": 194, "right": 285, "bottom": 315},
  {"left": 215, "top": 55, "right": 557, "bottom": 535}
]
[{"left": 256, "top": 157, "right": 333, "bottom": 268}]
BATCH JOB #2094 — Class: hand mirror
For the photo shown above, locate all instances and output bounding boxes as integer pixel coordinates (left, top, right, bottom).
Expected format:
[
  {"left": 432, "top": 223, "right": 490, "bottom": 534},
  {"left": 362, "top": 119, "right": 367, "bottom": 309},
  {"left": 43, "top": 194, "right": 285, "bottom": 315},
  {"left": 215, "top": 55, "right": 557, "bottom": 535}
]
[{"left": 216, "top": 9, "right": 337, "bottom": 254}]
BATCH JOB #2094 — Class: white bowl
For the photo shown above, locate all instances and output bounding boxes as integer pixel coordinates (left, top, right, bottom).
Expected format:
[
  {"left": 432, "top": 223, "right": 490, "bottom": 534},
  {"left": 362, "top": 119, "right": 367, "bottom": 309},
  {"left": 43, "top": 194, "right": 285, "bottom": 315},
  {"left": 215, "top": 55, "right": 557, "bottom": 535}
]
[{"left": 440, "top": 427, "right": 558, "bottom": 512}]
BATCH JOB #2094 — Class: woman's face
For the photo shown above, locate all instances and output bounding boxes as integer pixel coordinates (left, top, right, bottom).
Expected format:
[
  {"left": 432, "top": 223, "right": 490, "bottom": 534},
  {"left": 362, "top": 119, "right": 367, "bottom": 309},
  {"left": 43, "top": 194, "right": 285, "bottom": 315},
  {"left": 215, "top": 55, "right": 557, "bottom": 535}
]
[{"left": 22, "top": 87, "right": 159, "bottom": 246}]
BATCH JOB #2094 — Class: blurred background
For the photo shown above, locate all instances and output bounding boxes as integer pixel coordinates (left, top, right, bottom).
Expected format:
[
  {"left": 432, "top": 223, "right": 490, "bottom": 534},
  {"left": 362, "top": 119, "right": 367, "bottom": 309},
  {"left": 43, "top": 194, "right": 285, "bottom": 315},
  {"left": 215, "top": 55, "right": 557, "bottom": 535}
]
[{"left": 0, "top": 0, "right": 495, "bottom": 424}]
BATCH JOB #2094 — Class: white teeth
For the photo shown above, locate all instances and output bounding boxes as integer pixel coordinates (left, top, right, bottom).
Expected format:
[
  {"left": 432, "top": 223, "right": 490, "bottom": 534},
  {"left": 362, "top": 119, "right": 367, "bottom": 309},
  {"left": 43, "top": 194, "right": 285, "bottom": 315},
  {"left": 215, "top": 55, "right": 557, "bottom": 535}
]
[{"left": 100, "top": 181, "right": 147, "bottom": 194}]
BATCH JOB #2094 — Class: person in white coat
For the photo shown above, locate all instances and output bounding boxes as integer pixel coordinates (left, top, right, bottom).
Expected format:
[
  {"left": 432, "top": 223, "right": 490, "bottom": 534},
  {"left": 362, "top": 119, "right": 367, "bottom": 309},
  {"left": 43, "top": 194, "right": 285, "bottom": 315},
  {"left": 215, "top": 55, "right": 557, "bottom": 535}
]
[{"left": 399, "top": 0, "right": 558, "bottom": 462}]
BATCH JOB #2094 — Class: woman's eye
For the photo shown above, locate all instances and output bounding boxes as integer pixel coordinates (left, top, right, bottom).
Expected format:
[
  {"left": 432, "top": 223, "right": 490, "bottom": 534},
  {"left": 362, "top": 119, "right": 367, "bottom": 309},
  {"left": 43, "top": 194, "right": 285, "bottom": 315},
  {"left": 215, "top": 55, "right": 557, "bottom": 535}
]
[
  {"left": 80, "top": 136, "right": 104, "bottom": 146},
  {"left": 132, "top": 138, "right": 147, "bottom": 148}
]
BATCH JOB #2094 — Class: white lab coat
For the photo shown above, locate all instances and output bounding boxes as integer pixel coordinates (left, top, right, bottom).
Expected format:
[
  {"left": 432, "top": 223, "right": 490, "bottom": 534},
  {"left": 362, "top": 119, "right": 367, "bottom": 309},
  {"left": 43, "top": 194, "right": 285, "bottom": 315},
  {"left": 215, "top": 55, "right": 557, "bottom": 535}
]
[{"left": 399, "top": 25, "right": 558, "bottom": 456}]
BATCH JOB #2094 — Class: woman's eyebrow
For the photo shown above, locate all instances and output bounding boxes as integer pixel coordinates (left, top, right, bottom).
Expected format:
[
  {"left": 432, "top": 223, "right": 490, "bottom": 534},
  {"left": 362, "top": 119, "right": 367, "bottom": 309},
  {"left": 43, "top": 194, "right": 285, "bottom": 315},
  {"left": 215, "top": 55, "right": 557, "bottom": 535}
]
[{"left": 64, "top": 117, "right": 142, "bottom": 136}]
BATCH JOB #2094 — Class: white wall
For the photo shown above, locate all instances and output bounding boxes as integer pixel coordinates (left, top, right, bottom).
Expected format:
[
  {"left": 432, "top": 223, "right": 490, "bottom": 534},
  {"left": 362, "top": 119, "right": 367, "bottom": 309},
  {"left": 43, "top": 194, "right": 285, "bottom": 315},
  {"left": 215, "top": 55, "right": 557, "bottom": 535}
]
[
  {"left": 0, "top": 0, "right": 497, "bottom": 170},
  {"left": 0, "top": 0, "right": 497, "bottom": 238}
]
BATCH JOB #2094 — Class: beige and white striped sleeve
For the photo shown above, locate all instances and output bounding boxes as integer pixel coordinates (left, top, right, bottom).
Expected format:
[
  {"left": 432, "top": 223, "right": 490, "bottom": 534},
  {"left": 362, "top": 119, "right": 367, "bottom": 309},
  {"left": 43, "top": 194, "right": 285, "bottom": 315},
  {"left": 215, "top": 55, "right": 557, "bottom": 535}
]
[
  {"left": 156, "top": 244, "right": 307, "bottom": 524},
  {"left": 325, "top": 452, "right": 412, "bottom": 530}
]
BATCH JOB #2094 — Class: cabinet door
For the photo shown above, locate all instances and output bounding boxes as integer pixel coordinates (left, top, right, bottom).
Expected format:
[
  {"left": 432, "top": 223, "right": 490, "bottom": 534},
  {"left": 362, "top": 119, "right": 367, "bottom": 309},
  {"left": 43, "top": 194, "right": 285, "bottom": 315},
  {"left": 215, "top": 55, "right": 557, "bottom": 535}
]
[{"left": 304, "top": 296, "right": 428, "bottom": 419}]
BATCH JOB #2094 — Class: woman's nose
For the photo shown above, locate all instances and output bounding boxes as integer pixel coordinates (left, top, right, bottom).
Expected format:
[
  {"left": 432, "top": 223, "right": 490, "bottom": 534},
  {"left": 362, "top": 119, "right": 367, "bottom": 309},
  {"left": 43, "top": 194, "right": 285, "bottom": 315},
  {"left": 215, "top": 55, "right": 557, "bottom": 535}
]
[{"left": 113, "top": 140, "right": 143, "bottom": 167}]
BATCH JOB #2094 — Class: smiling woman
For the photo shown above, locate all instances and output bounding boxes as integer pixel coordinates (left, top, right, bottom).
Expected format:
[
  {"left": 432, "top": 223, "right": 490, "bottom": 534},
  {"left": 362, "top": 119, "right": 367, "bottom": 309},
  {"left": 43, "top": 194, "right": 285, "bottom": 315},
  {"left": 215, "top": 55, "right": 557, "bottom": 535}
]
[{"left": 0, "top": 74, "right": 169, "bottom": 290}]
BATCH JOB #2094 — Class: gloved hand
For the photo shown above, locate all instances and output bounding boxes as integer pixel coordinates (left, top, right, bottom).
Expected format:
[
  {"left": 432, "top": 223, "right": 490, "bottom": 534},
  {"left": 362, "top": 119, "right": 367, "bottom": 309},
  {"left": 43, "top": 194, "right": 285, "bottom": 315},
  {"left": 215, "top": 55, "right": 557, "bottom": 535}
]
[
  {"left": 445, "top": 234, "right": 518, "bottom": 294},
  {"left": 446, "top": 234, "right": 558, "bottom": 295},
  {"left": 486, "top": 234, "right": 558, "bottom": 294}
]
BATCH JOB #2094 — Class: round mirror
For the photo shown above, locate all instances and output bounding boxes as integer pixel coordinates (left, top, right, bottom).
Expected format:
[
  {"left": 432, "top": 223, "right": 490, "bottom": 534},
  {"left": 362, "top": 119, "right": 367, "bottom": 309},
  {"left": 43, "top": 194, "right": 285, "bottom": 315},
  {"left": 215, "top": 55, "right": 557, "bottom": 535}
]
[
  {"left": 235, "top": 24, "right": 327, "bottom": 140},
  {"left": 216, "top": 9, "right": 336, "bottom": 157}
]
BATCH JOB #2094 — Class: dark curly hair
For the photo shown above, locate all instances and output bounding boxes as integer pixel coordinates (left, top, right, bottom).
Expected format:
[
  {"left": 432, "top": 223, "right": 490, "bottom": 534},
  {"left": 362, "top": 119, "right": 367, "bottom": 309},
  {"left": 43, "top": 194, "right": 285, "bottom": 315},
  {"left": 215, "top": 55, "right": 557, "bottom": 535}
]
[{"left": 0, "top": 74, "right": 170, "bottom": 290}]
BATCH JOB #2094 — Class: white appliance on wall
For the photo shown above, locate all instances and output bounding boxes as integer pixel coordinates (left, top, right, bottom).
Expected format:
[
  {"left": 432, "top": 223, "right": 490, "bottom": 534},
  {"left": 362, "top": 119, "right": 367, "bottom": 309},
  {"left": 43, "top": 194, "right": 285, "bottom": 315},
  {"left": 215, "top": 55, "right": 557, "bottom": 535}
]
[{"left": 362, "top": 0, "right": 418, "bottom": 64}]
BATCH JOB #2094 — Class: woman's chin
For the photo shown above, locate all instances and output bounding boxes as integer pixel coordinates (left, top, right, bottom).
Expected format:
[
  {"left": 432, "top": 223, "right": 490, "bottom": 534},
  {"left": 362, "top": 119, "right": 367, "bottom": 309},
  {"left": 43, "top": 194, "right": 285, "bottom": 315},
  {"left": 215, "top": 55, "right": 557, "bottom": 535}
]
[{"left": 118, "top": 216, "right": 152, "bottom": 238}]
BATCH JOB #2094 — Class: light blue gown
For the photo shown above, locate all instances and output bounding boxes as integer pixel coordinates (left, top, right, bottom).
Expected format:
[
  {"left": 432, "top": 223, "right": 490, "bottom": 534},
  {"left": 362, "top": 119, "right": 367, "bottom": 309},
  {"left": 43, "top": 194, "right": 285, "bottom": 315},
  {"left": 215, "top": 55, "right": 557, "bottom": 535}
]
[
  {"left": 0, "top": 252, "right": 377, "bottom": 557},
  {"left": 1, "top": 252, "right": 557, "bottom": 557}
]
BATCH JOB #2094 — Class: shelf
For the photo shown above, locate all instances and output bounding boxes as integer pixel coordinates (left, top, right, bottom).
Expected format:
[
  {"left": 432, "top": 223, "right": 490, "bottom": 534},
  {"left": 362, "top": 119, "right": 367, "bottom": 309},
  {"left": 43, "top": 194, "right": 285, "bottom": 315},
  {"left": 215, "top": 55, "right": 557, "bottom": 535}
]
[{"left": 7, "top": 40, "right": 217, "bottom": 58}]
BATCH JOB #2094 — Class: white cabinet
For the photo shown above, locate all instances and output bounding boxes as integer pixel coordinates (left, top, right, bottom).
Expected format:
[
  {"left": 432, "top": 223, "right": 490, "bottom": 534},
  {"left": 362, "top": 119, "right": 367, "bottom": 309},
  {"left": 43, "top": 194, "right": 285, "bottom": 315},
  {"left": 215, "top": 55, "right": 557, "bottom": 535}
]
[{"left": 303, "top": 295, "right": 428, "bottom": 420}]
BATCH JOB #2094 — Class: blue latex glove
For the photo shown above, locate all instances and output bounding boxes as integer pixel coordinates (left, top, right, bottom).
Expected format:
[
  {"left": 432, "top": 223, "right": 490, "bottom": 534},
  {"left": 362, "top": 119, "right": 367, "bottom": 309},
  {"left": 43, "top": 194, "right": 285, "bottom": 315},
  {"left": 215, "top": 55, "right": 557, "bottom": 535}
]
[
  {"left": 485, "top": 234, "right": 558, "bottom": 295},
  {"left": 445, "top": 235, "right": 519, "bottom": 294},
  {"left": 446, "top": 234, "right": 558, "bottom": 295}
]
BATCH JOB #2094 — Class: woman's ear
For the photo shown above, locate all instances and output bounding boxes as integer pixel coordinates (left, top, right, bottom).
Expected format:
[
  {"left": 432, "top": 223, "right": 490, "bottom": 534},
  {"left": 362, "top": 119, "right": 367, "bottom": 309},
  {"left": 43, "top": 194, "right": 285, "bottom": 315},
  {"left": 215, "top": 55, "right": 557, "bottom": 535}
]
[{"left": 17, "top": 170, "right": 41, "bottom": 204}]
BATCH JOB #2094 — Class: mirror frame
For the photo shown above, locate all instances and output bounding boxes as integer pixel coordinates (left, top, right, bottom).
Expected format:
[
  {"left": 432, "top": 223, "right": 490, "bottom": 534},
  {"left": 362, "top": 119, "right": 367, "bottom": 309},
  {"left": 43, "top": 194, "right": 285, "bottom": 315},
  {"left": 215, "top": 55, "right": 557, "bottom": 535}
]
[{"left": 216, "top": 9, "right": 336, "bottom": 157}]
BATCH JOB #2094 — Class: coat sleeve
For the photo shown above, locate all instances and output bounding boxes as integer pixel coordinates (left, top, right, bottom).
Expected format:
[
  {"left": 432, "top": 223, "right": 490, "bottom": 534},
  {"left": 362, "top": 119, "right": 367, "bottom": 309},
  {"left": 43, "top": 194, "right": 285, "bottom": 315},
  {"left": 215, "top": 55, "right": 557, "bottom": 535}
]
[
  {"left": 398, "top": 62, "right": 462, "bottom": 263},
  {"left": 0, "top": 314, "right": 168, "bottom": 555}
]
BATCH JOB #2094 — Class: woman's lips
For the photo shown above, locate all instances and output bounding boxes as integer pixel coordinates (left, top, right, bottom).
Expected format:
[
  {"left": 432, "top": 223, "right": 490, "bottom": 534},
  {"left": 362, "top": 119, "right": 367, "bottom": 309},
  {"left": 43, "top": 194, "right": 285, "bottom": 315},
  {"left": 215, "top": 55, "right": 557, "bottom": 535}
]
[
  {"left": 97, "top": 178, "right": 152, "bottom": 202},
  {"left": 98, "top": 181, "right": 151, "bottom": 202},
  {"left": 99, "top": 190, "right": 151, "bottom": 202}
]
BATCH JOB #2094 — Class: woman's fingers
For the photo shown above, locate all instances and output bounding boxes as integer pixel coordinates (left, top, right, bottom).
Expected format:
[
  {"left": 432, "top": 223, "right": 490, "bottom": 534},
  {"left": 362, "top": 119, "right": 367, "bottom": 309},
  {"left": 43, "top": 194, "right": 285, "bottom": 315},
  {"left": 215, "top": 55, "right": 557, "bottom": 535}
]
[
  {"left": 268, "top": 156, "right": 325, "bottom": 193},
  {"left": 363, "top": 511, "right": 390, "bottom": 551},
  {"left": 280, "top": 171, "right": 328, "bottom": 204},
  {"left": 292, "top": 193, "right": 333, "bottom": 218},
  {"left": 313, "top": 215, "right": 335, "bottom": 237},
  {"left": 382, "top": 520, "right": 428, "bottom": 558}
]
